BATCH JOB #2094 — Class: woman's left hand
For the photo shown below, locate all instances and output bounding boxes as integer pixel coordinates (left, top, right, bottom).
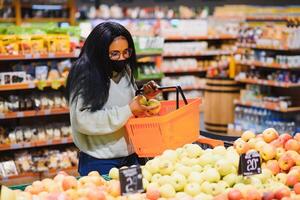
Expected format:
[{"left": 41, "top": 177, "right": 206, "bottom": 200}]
[{"left": 143, "top": 80, "right": 161, "bottom": 99}]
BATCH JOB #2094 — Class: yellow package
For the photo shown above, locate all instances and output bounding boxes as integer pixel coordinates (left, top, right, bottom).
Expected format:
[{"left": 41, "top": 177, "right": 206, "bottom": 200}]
[
  {"left": 18, "top": 35, "right": 32, "bottom": 55},
  {"left": 31, "top": 34, "right": 46, "bottom": 54},
  {"left": 0, "top": 35, "right": 19, "bottom": 55},
  {"left": 45, "top": 34, "right": 57, "bottom": 53},
  {"left": 56, "top": 34, "right": 70, "bottom": 53}
]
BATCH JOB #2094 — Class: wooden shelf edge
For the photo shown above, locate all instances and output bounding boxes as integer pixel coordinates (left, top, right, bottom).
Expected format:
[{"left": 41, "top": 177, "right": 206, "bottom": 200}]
[
  {"left": 234, "top": 100, "right": 300, "bottom": 112},
  {"left": 0, "top": 107, "right": 69, "bottom": 119},
  {"left": 236, "top": 60, "right": 298, "bottom": 69},
  {"left": 235, "top": 78, "right": 300, "bottom": 88},
  {"left": 0, "top": 52, "right": 78, "bottom": 61}
]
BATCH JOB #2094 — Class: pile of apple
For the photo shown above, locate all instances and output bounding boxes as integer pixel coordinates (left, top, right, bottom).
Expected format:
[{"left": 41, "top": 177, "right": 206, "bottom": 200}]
[
  {"left": 137, "top": 95, "right": 161, "bottom": 116},
  {"left": 109, "top": 143, "right": 300, "bottom": 200},
  {"left": 234, "top": 128, "right": 300, "bottom": 188},
  {"left": 1, "top": 171, "right": 147, "bottom": 200}
]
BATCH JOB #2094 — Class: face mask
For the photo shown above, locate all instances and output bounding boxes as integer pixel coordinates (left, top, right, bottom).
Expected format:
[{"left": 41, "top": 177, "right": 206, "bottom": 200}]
[{"left": 110, "top": 59, "right": 128, "bottom": 73}]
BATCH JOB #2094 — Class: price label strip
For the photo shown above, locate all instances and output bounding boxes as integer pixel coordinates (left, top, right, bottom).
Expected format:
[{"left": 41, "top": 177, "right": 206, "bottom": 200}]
[
  {"left": 238, "top": 150, "right": 262, "bottom": 176},
  {"left": 119, "top": 165, "right": 144, "bottom": 196}
]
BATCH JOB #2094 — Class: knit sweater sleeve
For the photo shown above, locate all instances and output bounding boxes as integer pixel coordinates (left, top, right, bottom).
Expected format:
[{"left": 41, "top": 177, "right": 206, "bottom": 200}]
[{"left": 70, "top": 97, "right": 133, "bottom": 136}]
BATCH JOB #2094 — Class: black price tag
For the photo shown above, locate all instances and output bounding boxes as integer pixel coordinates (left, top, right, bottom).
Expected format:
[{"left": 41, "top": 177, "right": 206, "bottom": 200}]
[
  {"left": 238, "top": 150, "right": 262, "bottom": 176},
  {"left": 119, "top": 165, "right": 144, "bottom": 195}
]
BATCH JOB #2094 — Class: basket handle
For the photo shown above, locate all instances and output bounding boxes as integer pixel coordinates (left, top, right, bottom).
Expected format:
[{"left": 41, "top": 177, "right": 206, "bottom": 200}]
[{"left": 135, "top": 85, "right": 188, "bottom": 109}]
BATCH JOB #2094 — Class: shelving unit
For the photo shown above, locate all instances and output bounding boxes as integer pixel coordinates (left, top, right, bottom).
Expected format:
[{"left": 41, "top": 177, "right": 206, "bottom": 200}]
[
  {"left": 162, "top": 50, "right": 234, "bottom": 57},
  {"left": 0, "top": 52, "right": 79, "bottom": 61},
  {"left": 0, "top": 107, "right": 69, "bottom": 119},
  {"left": 236, "top": 60, "right": 300, "bottom": 70},
  {"left": 235, "top": 77, "right": 300, "bottom": 88},
  {"left": 0, "top": 79, "right": 66, "bottom": 91}
]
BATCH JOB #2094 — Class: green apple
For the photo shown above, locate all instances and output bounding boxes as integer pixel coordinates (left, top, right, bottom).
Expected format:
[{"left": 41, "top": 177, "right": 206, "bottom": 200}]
[
  {"left": 171, "top": 172, "right": 187, "bottom": 192},
  {"left": 215, "top": 159, "right": 234, "bottom": 176},
  {"left": 185, "top": 144, "right": 204, "bottom": 158},
  {"left": 159, "top": 184, "right": 176, "bottom": 198},
  {"left": 108, "top": 167, "right": 119, "bottom": 180},
  {"left": 188, "top": 171, "right": 204, "bottom": 185},
  {"left": 158, "top": 175, "right": 172, "bottom": 186},
  {"left": 143, "top": 178, "right": 149, "bottom": 190},
  {"left": 194, "top": 193, "right": 213, "bottom": 200},
  {"left": 218, "top": 181, "right": 230, "bottom": 193},
  {"left": 202, "top": 168, "right": 220, "bottom": 183},
  {"left": 175, "top": 192, "right": 192, "bottom": 199},
  {"left": 175, "top": 163, "right": 191, "bottom": 177},
  {"left": 210, "top": 183, "right": 221, "bottom": 196},
  {"left": 175, "top": 147, "right": 184, "bottom": 157},
  {"left": 213, "top": 146, "right": 227, "bottom": 156},
  {"left": 198, "top": 153, "right": 214, "bottom": 167},
  {"left": 145, "top": 158, "right": 159, "bottom": 174},
  {"left": 191, "top": 165, "right": 203, "bottom": 173},
  {"left": 200, "top": 181, "right": 212, "bottom": 194},
  {"left": 180, "top": 157, "right": 198, "bottom": 166},
  {"left": 275, "top": 173, "right": 288, "bottom": 184},
  {"left": 158, "top": 159, "right": 174, "bottom": 175},
  {"left": 184, "top": 182, "right": 201, "bottom": 197},
  {"left": 222, "top": 173, "right": 238, "bottom": 187},
  {"left": 142, "top": 168, "right": 152, "bottom": 182},
  {"left": 161, "top": 149, "right": 178, "bottom": 163},
  {"left": 151, "top": 173, "right": 162, "bottom": 184}
]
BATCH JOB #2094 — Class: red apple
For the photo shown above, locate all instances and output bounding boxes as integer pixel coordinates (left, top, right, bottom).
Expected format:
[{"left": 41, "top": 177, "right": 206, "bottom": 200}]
[
  {"left": 270, "top": 139, "right": 284, "bottom": 148},
  {"left": 266, "top": 160, "right": 280, "bottom": 175},
  {"left": 228, "top": 189, "right": 244, "bottom": 200},
  {"left": 62, "top": 176, "right": 78, "bottom": 191},
  {"left": 214, "top": 193, "right": 229, "bottom": 200},
  {"left": 242, "top": 131, "right": 256, "bottom": 142},
  {"left": 87, "top": 189, "right": 106, "bottom": 200},
  {"left": 146, "top": 185, "right": 160, "bottom": 200},
  {"left": 234, "top": 139, "right": 250, "bottom": 155},
  {"left": 279, "top": 134, "right": 293, "bottom": 144},
  {"left": 262, "top": 191, "right": 275, "bottom": 200},
  {"left": 261, "top": 144, "right": 276, "bottom": 161},
  {"left": 294, "top": 183, "right": 300, "bottom": 194},
  {"left": 245, "top": 189, "right": 262, "bottom": 200},
  {"left": 278, "top": 154, "right": 295, "bottom": 171},
  {"left": 285, "top": 139, "right": 300, "bottom": 152},
  {"left": 257, "top": 134, "right": 264, "bottom": 139},
  {"left": 294, "top": 133, "right": 300, "bottom": 142},
  {"left": 286, "top": 175, "right": 298, "bottom": 187},
  {"left": 274, "top": 188, "right": 291, "bottom": 199},
  {"left": 263, "top": 128, "right": 279, "bottom": 143}
]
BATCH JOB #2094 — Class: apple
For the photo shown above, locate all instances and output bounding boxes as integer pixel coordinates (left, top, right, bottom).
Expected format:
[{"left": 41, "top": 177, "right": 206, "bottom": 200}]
[
  {"left": 265, "top": 160, "right": 280, "bottom": 175},
  {"left": 187, "top": 171, "right": 204, "bottom": 185},
  {"left": 171, "top": 172, "right": 186, "bottom": 191},
  {"left": 248, "top": 138, "right": 258, "bottom": 149},
  {"left": 107, "top": 180, "right": 121, "bottom": 197},
  {"left": 184, "top": 182, "right": 202, "bottom": 197},
  {"left": 261, "top": 144, "right": 276, "bottom": 161},
  {"left": 138, "top": 95, "right": 148, "bottom": 106},
  {"left": 108, "top": 167, "right": 119, "bottom": 180},
  {"left": 87, "top": 189, "right": 106, "bottom": 200},
  {"left": 285, "top": 139, "right": 300, "bottom": 152},
  {"left": 185, "top": 144, "right": 204, "bottom": 158},
  {"left": 62, "top": 176, "right": 78, "bottom": 191},
  {"left": 270, "top": 139, "right": 284, "bottom": 148},
  {"left": 158, "top": 175, "right": 172, "bottom": 187},
  {"left": 191, "top": 165, "right": 203, "bottom": 173},
  {"left": 198, "top": 152, "right": 215, "bottom": 166},
  {"left": 161, "top": 149, "right": 178, "bottom": 163},
  {"left": 202, "top": 168, "right": 220, "bottom": 183},
  {"left": 1, "top": 185, "right": 16, "bottom": 200},
  {"left": 276, "top": 173, "right": 288, "bottom": 184},
  {"left": 217, "top": 181, "right": 229, "bottom": 193},
  {"left": 227, "top": 189, "right": 243, "bottom": 200},
  {"left": 194, "top": 193, "right": 214, "bottom": 200},
  {"left": 214, "top": 193, "right": 229, "bottom": 200},
  {"left": 145, "top": 158, "right": 160, "bottom": 174},
  {"left": 276, "top": 147, "right": 286, "bottom": 160},
  {"left": 147, "top": 99, "right": 161, "bottom": 115},
  {"left": 274, "top": 188, "right": 291, "bottom": 199},
  {"left": 279, "top": 134, "right": 293, "bottom": 144},
  {"left": 223, "top": 174, "right": 239, "bottom": 187},
  {"left": 255, "top": 140, "right": 267, "bottom": 152},
  {"left": 245, "top": 188, "right": 262, "bottom": 200},
  {"left": 174, "top": 163, "right": 192, "bottom": 177},
  {"left": 262, "top": 191, "right": 275, "bottom": 200},
  {"left": 146, "top": 185, "right": 160, "bottom": 200},
  {"left": 159, "top": 184, "right": 176, "bottom": 198},
  {"left": 143, "top": 178, "right": 149, "bottom": 190},
  {"left": 294, "top": 183, "right": 300, "bottom": 194},
  {"left": 158, "top": 159, "right": 174, "bottom": 175},
  {"left": 262, "top": 128, "right": 279, "bottom": 143},
  {"left": 294, "top": 133, "right": 300, "bottom": 142},
  {"left": 151, "top": 174, "right": 162, "bottom": 183},
  {"left": 286, "top": 175, "right": 298, "bottom": 187},
  {"left": 234, "top": 139, "right": 250, "bottom": 154},
  {"left": 241, "top": 130, "right": 256, "bottom": 142},
  {"left": 180, "top": 157, "right": 198, "bottom": 166},
  {"left": 215, "top": 159, "right": 234, "bottom": 176},
  {"left": 142, "top": 168, "right": 152, "bottom": 182},
  {"left": 212, "top": 146, "right": 227, "bottom": 156},
  {"left": 278, "top": 154, "right": 295, "bottom": 171}
]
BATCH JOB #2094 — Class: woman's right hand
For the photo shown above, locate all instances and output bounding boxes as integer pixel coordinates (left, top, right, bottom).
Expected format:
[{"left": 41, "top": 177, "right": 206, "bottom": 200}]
[{"left": 129, "top": 95, "right": 159, "bottom": 117}]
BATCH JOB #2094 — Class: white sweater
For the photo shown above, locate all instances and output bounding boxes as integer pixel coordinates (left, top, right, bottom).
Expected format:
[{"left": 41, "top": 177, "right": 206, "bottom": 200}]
[{"left": 69, "top": 73, "right": 136, "bottom": 159}]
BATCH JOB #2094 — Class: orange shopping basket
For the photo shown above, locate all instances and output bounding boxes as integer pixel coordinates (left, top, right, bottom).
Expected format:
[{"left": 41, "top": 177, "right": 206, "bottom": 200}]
[{"left": 125, "top": 86, "right": 201, "bottom": 157}]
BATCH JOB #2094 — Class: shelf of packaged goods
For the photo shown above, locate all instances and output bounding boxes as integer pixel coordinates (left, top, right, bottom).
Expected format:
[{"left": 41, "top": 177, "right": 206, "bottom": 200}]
[
  {"left": 163, "top": 85, "right": 205, "bottom": 92},
  {"left": 237, "top": 43, "right": 300, "bottom": 52},
  {"left": 136, "top": 52, "right": 162, "bottom": 57},
  {"left": 0, "top": 52, "right": 78, "bottom": 61},
  {"left": 0, "top": 79, "right": 66, "bottom": 91},
  {"left": 246, "top": 16, "right": 295, "bottom": 21},
  {"left": 0, "top": 18, "right": 15, "bottom": 23},
  {"left": 0, "top": 172, "right": 40, "bottom": 186},
  {"left": 235, "top": 78, "right": 300, "bottom": 88},
  {"left": 0, "top": 137, "right": 73, "bottom": 152},
  {"left": 162, "top": 50, "right": 233, "bottom": 57},
  {"left": 22, "top": 18, "right": 70, "bottom": 23},
  {"left": 234, "top": 100, "right": 300, "bottom": 113},
  {"left": 164, "top": 34, "right": 238, "bottom": 41},
  {"left": 162, "top": 64, "right": 228, "bottom": 74},
  {"left": 236, "top": 60, "right": 300, "bottom": 70},
  {"left": 42, "top": 166, "right": 79, "bottom": 179},
  {"left": 0, "top": 107, "right": 69, "bottom": 119}
]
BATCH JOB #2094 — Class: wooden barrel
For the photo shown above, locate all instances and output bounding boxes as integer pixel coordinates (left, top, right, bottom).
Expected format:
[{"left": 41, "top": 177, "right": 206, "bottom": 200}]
[{"left": 204, "top": 78, "right": 240, "bottom": 134}]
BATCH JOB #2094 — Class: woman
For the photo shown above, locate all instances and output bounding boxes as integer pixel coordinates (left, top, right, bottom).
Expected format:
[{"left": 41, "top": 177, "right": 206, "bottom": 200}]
[{"left": 66, "top": 22, "right": 160, "bottom": 175}]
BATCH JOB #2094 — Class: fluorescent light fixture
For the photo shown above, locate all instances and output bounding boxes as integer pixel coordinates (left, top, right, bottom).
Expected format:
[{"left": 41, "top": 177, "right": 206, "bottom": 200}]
[{"left": 32, "top": 4, "right": 63, "bottom": 10}]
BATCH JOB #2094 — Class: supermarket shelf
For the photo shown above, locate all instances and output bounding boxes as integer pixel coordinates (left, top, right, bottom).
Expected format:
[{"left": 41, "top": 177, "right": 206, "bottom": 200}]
[
  {"left": 237, "top": 43, "right": 300, "bottom": 52},
  {"left": 236, "top": 60, "right": 300, "bottom": 70},
  {"left": 0, "top": 107, "right": 69, "bottom": 119},
  {"left": 136, "top": 52, "right": 162, "bottom": 57},
  {"left": 246, "top": 16, "right": 298, "bottom": 22},
  {"left": 163, "top": 85, "right": 205, "bottom": 92},
  {"left": 0, "top": 79, "right": 66, "bottom": 91},
  {"left": 164, "top": 34, "right": 237, "bottom": 41},
  {"left": 234, "top": 100, "right": 300, "bottom": 113},
  {"left": 0, "top": 137, "right": 73, "bottom": 152},
  {"left": 162, "top": 50, "right": 233, "bottom": 57},
  {"left": 162, "top": 64, "right": 228, "bottom": 74},
  {"left": 0, "top": 18, "right": 15, "bottom": 23},
  {"left": 22, "top": 18, "right": 70, "bottom": 23},
  {"left": 0, "top": 52, "right": 78, "bottom": 61},
  {"left": 235, "top": 78, "right": 300, "bottom": 88}
]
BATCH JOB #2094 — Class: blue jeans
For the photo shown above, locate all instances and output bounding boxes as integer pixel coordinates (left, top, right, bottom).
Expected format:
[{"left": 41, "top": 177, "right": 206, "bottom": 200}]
[{"left": 78, "top": 152, "right": 140, "bottom": 176}]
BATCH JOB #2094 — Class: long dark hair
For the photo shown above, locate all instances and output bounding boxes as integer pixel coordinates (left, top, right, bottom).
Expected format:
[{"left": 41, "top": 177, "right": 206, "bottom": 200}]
[{"left": 66, "top": 22, "right": 137, "bottom": 112}]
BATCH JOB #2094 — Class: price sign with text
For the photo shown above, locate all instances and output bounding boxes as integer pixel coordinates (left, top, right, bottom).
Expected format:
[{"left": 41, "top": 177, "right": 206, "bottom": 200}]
[
  {"left": 119, "top": 165, "right": 144, "bottom": 195},
  {"left": 238, "top": 150, "right": 261, "bottom": 176}
]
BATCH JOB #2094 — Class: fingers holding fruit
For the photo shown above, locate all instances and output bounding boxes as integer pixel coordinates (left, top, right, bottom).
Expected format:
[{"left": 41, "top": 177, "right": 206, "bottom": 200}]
[
  {"left": 137, "top": 95, "right": 161, "bottom": 116},
  {"left": 143, "top": 81, "right": 161, "bottom": 99},
  {"left": 129, "top": 95, "right": 148, "bottom": 117}
]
